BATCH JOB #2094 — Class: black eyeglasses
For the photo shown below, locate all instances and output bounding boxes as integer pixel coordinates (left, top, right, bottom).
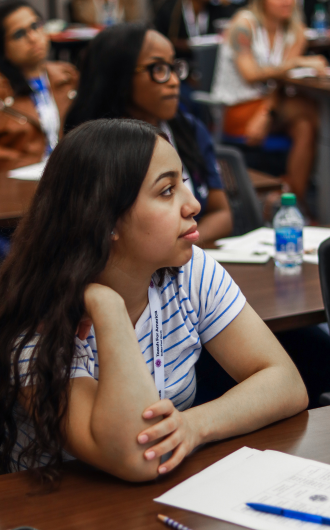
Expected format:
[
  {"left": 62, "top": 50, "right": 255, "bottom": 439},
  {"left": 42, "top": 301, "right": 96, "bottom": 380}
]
[
  {"left": 10, "top": 20, "right": 44, "bottom": 41},
  {"left": 134, "top": 59, "right": 189, "bottom": 84}
]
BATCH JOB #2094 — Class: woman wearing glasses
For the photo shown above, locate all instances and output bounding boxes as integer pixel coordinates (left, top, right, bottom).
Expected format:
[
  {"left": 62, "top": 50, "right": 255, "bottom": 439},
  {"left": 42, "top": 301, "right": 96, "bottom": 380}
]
[
  {"left": 65, "top": 23, "right": 233, "bottom": 244},
  {"left": 0, "top": 1, "right": 78, "bottom": 170}
]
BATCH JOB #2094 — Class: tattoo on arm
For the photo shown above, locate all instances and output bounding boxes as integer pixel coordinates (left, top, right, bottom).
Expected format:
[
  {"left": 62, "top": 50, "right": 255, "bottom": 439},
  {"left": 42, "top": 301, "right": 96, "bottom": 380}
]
[{"left": 230, "top": 25, "right": 252, "bottom": 54}]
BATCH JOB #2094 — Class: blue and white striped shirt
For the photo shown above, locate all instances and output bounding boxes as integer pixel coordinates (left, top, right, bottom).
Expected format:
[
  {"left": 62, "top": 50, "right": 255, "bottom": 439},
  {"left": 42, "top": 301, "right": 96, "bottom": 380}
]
[{"left": 12, "top": 246, "right": 245, "bottom": 470}]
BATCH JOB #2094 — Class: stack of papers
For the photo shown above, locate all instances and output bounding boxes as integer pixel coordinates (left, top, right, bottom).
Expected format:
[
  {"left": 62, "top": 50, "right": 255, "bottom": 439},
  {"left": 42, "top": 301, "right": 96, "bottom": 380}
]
[
  {"left": 204, "top": 226, "right": 330, "bottom": 264},
  {"left": 155, "top": 447, "right": 330, "bottom": 529},
  {"left": 9, "top": 160, "right": 47, "bottom": 180}
]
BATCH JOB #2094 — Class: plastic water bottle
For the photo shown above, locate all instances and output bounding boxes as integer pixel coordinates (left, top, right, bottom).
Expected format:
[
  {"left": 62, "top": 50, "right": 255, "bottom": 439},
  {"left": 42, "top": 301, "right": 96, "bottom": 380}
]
[
  {"left": 311, "top": 3, "right": 328, "bottom": 37},
  {"left": 274, "top": 193, "right": 304, "bottom": 269}
]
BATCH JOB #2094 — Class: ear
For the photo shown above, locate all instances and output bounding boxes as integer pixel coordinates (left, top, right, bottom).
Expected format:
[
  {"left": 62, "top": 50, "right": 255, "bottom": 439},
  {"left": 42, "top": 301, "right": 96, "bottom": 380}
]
[{"left": 111, "top": 229, "right": 119, "bottom": 241}]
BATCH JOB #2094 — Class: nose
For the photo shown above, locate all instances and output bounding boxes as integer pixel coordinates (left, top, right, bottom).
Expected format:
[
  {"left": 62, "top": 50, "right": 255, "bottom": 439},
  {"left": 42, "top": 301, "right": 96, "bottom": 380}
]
[
  {"left": 181, "top": 186, "right": 201, "bottom": 219},
  {"left": 168, "top": 70, "right": 180, "bottom": 88},
  {"left": 27, "top": 27, "right": 39, "bottom": 43}
]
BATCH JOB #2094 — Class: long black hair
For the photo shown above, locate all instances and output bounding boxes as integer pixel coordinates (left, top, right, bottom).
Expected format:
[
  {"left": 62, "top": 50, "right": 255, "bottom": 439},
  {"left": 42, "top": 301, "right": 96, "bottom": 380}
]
[
  {"left": 65, "top": 23, "right": 207, "bottom": 182},
  {"left": 0, "top": 1, "right": 42, "bottom": 96},
  {"left": 0, "top": 118, "right": 171, "bottom": 482}
]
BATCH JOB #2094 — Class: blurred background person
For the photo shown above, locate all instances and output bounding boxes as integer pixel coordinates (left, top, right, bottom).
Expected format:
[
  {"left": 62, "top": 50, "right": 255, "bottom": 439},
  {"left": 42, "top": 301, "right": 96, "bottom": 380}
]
[
  {"left": 69, "top": 0, "right": 148, "bottom": 24},
  {"left": 153, "top": 0, "right": 247, "bottom": 59},
  {"left": 65, "top": 23, "right": 233, "bottom": 244},
  {"left": 0, "top": 0, "right": 78, "bottom": 170},
  {"left": 212, "top": 0, "right": 327, "bottom": 213}
]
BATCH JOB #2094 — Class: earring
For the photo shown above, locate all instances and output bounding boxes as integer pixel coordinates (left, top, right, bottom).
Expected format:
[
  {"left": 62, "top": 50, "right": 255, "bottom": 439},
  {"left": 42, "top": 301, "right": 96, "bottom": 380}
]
[{"left": 111, "top": 230, "right": 115, "bottom": 235}]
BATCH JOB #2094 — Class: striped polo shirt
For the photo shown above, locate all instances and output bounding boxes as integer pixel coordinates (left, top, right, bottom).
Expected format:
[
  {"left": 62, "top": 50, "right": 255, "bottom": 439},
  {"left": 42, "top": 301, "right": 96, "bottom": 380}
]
[{"left": 12, "top": 246, "right": 246, "bottom": 470}]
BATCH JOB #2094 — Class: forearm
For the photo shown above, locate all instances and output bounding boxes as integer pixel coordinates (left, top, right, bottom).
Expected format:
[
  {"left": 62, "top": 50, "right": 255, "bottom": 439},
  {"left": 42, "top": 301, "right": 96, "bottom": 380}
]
[
  {"left": 197, "top": 209, "right": 233, "bottom": 245},
  {"left": 184, "top": 364, "right": 308, "bottom": 447},
  {"left": 89, "top": 295, "right": 160, "bottom": 479}
]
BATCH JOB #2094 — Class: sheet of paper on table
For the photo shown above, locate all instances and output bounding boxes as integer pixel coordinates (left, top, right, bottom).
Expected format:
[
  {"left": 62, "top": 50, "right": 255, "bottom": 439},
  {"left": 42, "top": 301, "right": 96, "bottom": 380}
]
[
  {"left": 8, "top": 160, "right": 47, "bottom": 180},
  {"left": 204, "top": 226, "right": 330, "bottom": 264},
  {"left": 155, "top": 447, "right": 330, "bottom": 530}
]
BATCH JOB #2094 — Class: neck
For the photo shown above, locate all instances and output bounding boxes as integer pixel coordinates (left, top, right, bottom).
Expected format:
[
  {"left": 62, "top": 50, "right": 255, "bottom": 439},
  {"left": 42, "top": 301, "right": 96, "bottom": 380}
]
[
  {"left": 262, "top": 15, "right": 281, "bottom": 34},
  {"left": 22, "top": 60, "right": 46, "bottom": 80},
  {"left": 126, "top": 106, "right": 159, "bottom": 127},
  {"left": 191, "top": 0, "right": 204, "bottom": 15},
  {"left": 97, "top": 257, "right": 153, "bottom": 327}
]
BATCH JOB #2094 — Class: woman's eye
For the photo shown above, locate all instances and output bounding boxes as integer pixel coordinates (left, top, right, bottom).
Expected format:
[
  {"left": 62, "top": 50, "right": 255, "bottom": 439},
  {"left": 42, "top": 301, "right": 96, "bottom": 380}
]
[
  {"left": 161, "top": 186, "right": 174, "bottom": 196},
  {"left": 182, "top": 177, "right": 189, "bottom": 183}
]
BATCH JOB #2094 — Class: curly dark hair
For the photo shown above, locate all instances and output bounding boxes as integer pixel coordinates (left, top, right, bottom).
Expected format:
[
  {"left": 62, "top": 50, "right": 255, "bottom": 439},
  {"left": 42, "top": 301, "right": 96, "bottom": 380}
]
[{"left": 0, "top": 118, "right": 172, "bottom": 483}]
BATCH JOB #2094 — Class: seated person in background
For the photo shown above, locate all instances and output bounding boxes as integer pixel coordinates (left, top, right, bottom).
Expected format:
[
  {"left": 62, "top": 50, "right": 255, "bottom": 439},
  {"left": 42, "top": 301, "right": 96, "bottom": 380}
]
[
  {"left": 70, "top": 0, "right": 137, "bottom": 25},
  {"left": 153, "top": 0, "right": 246, "bottom": 59},
  {"left": 65, "top": 24, "right": 232, "bottom": 244},
  {"left": 0, "top": 1, "right": 78, "bottom": 171},
  {"left": 212, "top": 0, "right": 327, "bottom": 207},
  {"left": 0, "top": 118, "right": 308, "bottom": 480}
]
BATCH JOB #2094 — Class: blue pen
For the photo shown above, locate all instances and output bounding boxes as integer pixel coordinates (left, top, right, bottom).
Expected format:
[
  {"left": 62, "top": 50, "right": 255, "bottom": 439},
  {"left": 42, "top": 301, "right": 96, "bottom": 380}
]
[{"left": 247, "top": 503, "right": 330, "bottom": 525}]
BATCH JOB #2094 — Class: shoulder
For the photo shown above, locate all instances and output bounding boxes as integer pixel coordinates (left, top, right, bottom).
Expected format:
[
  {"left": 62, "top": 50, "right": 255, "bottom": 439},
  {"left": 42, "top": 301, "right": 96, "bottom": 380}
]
[
  {"left": 227, "top": 10, "right": 255, "bottom": 43},
  {"left": 179, "top": 111, "right": 213, "bottom": 148},
  {"left": 46, "top": 61, "right": 79, "bottom": 87},
  {"left": 178, "top": 246, "right": 246, "bottom": 339}
]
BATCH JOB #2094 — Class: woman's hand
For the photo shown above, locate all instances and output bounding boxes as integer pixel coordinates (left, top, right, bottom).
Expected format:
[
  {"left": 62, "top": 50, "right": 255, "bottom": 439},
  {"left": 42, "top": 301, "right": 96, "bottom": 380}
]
[
  {"left": 137, "top": 399, "right": 199, "bottom": 474},
  {"left": 245, "top": 109, "right": 271, "bottom": 146},
  {"left": 289, "top": 55, "right": 328, "bottom": 76}
]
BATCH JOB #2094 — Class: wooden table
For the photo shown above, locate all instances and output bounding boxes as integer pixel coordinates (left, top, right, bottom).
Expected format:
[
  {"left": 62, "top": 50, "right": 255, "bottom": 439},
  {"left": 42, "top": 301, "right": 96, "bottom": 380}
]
[
  {"left": 0, "top": 172, "right": 38, "bottom": 227},
  {"left": 0, "top": 406, "right": 329, "bottom": 530},
  {"left": 225, "top": 260, "right": 325, "bottom": 332},
  {"left": 288, "top": 77, "right": 330, "bottom": 224}
]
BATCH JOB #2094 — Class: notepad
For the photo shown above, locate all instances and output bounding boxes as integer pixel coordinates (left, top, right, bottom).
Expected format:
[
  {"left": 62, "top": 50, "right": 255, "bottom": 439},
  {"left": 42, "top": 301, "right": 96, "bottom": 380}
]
[
  {"left": 204, "top": 226, "right": 330, "bottom": 265},
  {"left": 155, "top": 447, "right": 330, "bottom": 530}
]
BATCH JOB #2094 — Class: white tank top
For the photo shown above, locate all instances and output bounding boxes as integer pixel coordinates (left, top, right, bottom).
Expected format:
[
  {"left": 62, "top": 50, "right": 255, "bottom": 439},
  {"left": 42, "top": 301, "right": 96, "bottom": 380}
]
[{"left": 211, "top": 11, "right": 295, "bottom": 106}]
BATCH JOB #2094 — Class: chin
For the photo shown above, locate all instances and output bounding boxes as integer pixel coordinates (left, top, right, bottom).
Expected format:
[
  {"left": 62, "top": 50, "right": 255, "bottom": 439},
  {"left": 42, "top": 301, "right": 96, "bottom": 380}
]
[{"left": 170, "top": 246, "right": 194, "bottom": 269}]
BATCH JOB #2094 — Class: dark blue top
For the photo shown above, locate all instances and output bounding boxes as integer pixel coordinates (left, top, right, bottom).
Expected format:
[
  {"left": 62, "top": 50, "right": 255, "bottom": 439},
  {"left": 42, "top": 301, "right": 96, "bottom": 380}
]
[{"left": 181, "top": 112, "right": 223, "bottom": 219}]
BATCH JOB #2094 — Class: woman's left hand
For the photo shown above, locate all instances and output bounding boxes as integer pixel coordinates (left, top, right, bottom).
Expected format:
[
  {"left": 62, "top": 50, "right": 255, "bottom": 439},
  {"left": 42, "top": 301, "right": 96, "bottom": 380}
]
[{"left": 137, "top": 399, "right": 199, "bottom": 474}]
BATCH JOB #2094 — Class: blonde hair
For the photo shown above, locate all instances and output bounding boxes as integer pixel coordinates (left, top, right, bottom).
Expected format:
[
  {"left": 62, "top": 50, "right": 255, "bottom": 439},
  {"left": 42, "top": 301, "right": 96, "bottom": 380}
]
[{"left": 248, "top": 0, "right": 302, "bottom": 34}]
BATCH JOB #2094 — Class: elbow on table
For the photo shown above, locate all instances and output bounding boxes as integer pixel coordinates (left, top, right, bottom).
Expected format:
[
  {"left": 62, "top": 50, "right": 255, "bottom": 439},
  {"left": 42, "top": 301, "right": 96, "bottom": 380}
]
[{"left": 99, "top": 450, "right": 161, "bottom": 482}]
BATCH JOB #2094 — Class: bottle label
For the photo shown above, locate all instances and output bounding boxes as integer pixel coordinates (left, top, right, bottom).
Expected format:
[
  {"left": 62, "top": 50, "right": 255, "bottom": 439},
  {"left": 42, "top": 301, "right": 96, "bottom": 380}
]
[{"left": 276, "top": 227, "right": 303, "bottom": 254}]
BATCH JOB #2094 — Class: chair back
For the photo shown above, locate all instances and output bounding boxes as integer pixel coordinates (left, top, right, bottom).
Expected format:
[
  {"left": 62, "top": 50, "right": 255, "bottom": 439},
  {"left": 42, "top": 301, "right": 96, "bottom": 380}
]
[
  {"left": 215, "top": 145, "right": 263, "bottom": 235},
  {"left": 318, "top": 237, "right": 330, "bottom": 331},
  {"left": 191, "top": 43, "right": 220, "bottom": 93}
]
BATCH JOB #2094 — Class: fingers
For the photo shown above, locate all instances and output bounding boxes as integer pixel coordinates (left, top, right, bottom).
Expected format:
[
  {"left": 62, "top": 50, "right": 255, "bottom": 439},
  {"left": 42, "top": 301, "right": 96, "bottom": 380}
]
[
  {"left": 158, "top": 443, "right": 187, "bottom": 474},
  {"left": 138, "top": 412, "right": 182, "bottom": 444},
  {"left": 142, "top": 398, "right": 175, "bottom": 420}
]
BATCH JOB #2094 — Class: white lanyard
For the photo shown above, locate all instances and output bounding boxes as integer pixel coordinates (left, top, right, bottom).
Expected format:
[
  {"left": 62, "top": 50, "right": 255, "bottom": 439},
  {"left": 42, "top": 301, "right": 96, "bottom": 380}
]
[
  {"left": 182, "top": 0, "right": 209, "bottom": 37},
  {"left": 148, "top": 280, "right": 165, "bottom": 399}
]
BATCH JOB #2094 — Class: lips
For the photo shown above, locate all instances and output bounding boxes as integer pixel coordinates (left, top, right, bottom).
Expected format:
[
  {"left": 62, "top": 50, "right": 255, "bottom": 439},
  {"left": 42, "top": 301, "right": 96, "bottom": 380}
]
[{"left": 179, "top": 225, "right": 200, "bottom": 242}]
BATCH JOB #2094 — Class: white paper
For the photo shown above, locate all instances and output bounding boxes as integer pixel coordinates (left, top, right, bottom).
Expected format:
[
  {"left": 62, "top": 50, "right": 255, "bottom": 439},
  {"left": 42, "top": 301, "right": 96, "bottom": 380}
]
[
  {"left": 9, "top": 160, "right": 47, "bottom": 180},
  {"left": 155, "top": 449, "right": 330, "bottom": 530},
  {"left": 206, "top": 226, "right": 330, "bottom": 264}
]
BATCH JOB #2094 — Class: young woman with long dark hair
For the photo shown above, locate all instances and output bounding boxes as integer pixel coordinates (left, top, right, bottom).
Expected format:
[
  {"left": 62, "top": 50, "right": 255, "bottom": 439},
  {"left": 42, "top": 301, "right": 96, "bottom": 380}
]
[
  {"left": 0, "top": 1, "right": 78, "bottom": 170},
  {"left": 65, "top": 23, "right": 232, "bottom": 245},
  {"left": 0, "top": 119, "right": 307, "bottom": 482}
]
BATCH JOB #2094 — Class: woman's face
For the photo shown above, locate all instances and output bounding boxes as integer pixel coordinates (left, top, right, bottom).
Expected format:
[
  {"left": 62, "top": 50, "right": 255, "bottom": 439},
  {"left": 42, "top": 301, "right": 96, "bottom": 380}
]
[
  {"left": 3, "top": 7, "right": 49, "bottom": 70},
  {"left": 264, "top": 0, "right": 295, "bottom": 21},
  {"left": 129, "top": 30, "right": 180, "bottom": 125},
  {"left": 113, "top": 137, "right": 201, "bottom": 273}
]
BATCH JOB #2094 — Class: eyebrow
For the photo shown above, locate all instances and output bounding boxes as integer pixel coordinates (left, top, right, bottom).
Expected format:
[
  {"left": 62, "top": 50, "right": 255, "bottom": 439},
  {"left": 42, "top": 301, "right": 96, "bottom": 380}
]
[
  {"left": 149, "top": 55, "right": 176, "bottom": 61},
  {"left": 153, "top": 170, "right": 179, "bottom": 185}
]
